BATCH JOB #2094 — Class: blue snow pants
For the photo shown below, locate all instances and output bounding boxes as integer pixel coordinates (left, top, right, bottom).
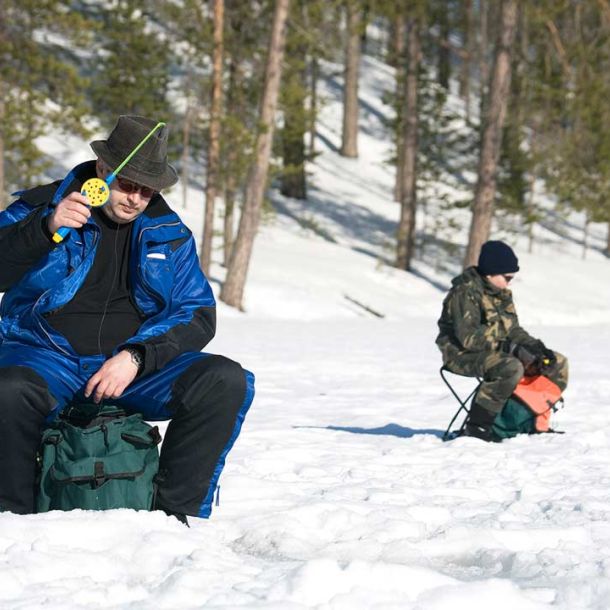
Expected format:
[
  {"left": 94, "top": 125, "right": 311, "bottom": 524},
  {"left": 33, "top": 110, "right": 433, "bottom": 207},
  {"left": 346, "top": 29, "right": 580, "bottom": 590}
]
[{"left": 0, "top": 341, "right": 255, "bottom": 517}]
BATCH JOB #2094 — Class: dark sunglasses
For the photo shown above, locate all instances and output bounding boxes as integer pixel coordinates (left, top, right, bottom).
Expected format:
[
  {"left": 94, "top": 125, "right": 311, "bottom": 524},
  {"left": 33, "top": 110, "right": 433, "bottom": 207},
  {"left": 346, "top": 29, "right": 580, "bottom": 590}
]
[
  {"left": 502, "top": 274, "right": 515, "bottom": 283},
  {"left": 115, "top": 176, "right": 156, "bottom": 198}
]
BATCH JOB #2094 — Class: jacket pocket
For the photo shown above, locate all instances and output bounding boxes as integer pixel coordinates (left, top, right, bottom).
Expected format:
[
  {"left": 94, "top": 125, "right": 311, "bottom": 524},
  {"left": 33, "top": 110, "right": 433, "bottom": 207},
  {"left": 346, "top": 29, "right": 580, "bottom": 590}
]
[{"left": 141, "top": 246, "right": 174, "bottom": 304}]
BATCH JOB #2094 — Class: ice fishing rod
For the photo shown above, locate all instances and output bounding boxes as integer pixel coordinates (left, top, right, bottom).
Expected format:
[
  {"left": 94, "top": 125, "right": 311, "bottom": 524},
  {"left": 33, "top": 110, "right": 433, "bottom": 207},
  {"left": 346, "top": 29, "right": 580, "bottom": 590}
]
[{"left": 52, "top": 121, "right": 166, "bottom": 243}]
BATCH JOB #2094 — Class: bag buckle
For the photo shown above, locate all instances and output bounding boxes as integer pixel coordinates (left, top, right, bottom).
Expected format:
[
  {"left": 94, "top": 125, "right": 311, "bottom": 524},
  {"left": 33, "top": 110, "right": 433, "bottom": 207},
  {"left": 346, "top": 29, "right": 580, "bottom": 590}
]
[{"left": 93, "top": 461, "right": 106, "bottom": 488}]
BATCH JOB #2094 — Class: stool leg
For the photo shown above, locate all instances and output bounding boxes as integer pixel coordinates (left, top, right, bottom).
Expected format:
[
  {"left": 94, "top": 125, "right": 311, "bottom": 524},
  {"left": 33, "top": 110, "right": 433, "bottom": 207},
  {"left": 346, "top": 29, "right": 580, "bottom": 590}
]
[{"left": 440, "top": 367, "right": 482, "bottom": 441}]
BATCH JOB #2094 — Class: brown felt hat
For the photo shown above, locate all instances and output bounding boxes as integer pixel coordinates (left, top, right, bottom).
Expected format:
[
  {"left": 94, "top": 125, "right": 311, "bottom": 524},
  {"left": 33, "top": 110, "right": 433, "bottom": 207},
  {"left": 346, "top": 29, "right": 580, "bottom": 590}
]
[{"left": 90, "top": 115, "right": 178, "bottom": 191}]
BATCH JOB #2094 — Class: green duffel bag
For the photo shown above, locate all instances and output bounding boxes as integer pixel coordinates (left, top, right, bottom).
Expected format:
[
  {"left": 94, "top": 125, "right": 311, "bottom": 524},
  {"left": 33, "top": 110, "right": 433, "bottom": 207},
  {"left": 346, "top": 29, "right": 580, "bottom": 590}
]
[
  {"left": 36, "top": 404, "right": 162, "bottom": 513},
  {"left": 492, "top": 397, "right": 537, "bottom": 440}
]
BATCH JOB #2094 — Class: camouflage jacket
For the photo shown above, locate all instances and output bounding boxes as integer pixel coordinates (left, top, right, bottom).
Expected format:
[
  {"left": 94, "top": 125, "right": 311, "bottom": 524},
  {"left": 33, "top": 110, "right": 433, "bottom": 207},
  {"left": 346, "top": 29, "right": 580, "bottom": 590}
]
[{"left": 436, "top": 267, "right": 536, "bottom": 363}]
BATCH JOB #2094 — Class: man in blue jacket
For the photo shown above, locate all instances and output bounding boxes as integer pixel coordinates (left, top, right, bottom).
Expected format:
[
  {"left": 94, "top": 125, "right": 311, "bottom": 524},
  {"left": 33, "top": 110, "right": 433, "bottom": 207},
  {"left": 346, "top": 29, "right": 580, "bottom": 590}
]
[{"left": 0, "top": 115, "right": 255, "bottom": 521}]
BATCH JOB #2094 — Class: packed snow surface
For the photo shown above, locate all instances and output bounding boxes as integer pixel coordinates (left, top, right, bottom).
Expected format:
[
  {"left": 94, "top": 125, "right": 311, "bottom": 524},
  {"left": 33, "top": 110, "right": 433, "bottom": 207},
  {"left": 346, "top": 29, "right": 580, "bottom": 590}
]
[{"left": 2, "top": 54, "right": 609, "bottom": 609}]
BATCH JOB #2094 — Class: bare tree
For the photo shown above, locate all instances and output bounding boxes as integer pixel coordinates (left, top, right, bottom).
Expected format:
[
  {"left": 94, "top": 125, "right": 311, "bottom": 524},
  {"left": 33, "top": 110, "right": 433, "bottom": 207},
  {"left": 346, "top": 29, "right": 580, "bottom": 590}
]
[
  {"left": 463, "top": 0, "right": 519, "bottom": 268},
  {"left": 220, "top": 0, "right": 290, "bottom": 309},
  {"left": 396, "top": 15, "right": 421, "bottom": 271},
  {"left": 340, "top": 0, "right": 361, "bottom": 158},
  {"left": 201, "top": 0, "right": 225, "bottom": 276}
]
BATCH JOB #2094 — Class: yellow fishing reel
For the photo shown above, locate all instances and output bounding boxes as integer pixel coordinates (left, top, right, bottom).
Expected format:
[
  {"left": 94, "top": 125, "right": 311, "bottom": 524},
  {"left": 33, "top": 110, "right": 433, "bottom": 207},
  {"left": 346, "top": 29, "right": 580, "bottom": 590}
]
[
  {"left": 81, "top": 177, "right": 110, "bottom": 207},
  {"left": 52, "top": 178, "right": 111, "bottom": 243}
]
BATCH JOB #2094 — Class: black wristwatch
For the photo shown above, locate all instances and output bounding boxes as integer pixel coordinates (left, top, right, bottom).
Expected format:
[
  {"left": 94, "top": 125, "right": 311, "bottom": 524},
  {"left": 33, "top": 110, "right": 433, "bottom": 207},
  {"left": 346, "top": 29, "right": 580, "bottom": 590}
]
[{"left": 124, "top": 346, "right": 144, "bottom": 374}]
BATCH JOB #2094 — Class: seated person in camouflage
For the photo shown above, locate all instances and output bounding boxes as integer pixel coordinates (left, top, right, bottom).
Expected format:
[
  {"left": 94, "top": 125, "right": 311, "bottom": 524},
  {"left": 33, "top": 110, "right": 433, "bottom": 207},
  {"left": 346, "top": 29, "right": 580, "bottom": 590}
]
[{"left": 436, "top": 240, "right": 568, "bottom": 442}]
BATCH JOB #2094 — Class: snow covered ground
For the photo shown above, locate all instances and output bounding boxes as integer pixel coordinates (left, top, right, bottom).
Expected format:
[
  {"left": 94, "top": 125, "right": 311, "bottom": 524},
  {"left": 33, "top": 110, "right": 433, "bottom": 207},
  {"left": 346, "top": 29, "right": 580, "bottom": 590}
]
[{"left": 2, "top": 54, "right": 610, "bottom": 609}]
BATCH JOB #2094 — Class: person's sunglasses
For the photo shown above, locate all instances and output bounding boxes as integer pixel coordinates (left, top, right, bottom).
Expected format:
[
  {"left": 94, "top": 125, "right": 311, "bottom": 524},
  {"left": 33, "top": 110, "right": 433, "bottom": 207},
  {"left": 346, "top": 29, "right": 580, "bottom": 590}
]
[
  {"left": 115, "top": 176, "right": 156, "bottom": 198},
  {"left": 502, "top": 274, "right": 515, "bottom": 283}
]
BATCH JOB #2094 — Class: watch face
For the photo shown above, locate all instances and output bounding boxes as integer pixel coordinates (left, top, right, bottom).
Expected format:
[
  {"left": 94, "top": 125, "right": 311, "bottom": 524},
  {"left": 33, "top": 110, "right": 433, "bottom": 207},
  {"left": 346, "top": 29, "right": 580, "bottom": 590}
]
[{"left": 126, "top": 348, "right": 143, "bottom": 369}]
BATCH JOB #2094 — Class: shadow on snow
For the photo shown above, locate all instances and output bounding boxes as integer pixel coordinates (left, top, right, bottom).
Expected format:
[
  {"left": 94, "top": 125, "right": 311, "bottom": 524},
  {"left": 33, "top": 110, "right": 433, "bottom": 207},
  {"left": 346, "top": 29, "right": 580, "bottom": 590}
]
[{"left": 296, "top": 423, "right": 444, "bottom": 439}]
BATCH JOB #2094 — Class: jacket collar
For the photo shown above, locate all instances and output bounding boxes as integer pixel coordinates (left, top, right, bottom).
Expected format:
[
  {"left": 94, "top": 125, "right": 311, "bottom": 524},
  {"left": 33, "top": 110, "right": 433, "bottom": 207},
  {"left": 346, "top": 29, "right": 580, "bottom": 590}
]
[{"left": 454, "top": 266, "right": 512, "bottom": 299}]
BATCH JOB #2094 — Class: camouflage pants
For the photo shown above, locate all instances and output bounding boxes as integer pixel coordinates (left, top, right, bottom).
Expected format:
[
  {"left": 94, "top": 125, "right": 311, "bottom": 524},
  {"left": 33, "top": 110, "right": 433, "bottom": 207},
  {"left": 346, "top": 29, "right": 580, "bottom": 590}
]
[{"left": 445, "top": 350, "right": 568, "bottom": 416}]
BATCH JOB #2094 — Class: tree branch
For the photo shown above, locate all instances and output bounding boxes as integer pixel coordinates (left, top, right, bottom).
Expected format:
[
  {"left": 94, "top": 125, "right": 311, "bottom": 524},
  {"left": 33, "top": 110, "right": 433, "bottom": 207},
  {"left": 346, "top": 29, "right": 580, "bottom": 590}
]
[{"left": 545, "top": 19, "right": 572, "bottom": 79}]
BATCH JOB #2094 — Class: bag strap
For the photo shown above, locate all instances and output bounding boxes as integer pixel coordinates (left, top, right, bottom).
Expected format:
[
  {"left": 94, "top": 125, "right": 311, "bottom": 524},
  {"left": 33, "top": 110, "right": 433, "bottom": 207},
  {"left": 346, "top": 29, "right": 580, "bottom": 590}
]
[
  {"left": 49, "top": 464, "right": 146, "bottom": 486},
  {"left": 121, "top": 426, "right": 162, "bottom": 448}
]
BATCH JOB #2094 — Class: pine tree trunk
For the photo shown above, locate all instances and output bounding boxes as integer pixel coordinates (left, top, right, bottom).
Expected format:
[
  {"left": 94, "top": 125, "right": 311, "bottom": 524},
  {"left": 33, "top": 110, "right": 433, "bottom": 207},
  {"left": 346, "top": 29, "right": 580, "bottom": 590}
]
[
  {"left": 340, "top": 0, "right": 361, "bottom": 158},
  {"left": 393, "top": 13, "right": 406, "bottom": 203},
  {"left": 463, "top": 0, "right": 518, "bottom": 268},
  {"left": 220, "top": 0, "right": 290, "bottom": 309},
  {"left": 396, "top": 16, "right": 420, "bottom": 271},
  {"left": 201, "top": 0, "right": 225, "bottom": 276}
]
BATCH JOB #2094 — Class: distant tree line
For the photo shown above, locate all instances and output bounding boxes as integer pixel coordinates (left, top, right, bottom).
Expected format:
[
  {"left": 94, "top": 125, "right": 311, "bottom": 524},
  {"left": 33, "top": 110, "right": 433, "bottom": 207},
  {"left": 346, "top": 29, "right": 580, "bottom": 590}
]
[{"left": 1, "top": 0, "right": 608, "bottom": 309}]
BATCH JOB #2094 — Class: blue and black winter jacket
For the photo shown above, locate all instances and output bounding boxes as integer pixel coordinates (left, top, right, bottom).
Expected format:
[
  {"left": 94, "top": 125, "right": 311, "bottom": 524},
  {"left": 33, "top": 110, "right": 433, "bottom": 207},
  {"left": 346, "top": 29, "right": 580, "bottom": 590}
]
[{"left": 0, "top": 161, "right": 216, "bottom": 375}]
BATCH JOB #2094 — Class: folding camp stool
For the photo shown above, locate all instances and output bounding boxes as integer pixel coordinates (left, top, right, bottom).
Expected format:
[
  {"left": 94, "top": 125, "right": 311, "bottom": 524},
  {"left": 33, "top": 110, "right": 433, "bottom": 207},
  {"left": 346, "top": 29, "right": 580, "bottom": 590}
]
[{"left": 439, "top": 366, "right": 482, "bottom": 441}]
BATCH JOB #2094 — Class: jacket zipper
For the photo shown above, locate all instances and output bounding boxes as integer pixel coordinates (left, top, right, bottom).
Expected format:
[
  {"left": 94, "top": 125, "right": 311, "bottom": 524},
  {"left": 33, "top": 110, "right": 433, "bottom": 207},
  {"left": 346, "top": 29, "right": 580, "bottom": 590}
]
[{"left": 35, "top": 229, "right": 100, "bottom": 356}]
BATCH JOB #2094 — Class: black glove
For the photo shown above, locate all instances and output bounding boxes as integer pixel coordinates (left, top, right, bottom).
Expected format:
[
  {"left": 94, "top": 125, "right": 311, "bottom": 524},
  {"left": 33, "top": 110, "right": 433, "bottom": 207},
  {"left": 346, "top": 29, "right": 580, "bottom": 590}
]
[
  {"left": 499, "top": 340, "right": 539, "bottom": 373},
  {"left": 529, "top": 340, "right": 557, "bottom": 367}
]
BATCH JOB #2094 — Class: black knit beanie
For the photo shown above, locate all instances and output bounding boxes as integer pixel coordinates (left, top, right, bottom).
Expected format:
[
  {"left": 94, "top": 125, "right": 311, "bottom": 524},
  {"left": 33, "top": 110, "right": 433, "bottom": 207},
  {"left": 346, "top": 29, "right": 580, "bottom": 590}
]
[{"left": 477, "top": 240, "right": 519, "bottom": 275}]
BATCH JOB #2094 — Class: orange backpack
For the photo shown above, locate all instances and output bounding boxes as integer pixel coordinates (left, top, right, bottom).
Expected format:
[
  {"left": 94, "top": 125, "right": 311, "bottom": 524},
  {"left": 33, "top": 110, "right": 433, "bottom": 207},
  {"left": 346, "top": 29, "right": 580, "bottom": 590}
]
[{"left": 512, "top": 375, "right": 563, "bottom": 432}]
